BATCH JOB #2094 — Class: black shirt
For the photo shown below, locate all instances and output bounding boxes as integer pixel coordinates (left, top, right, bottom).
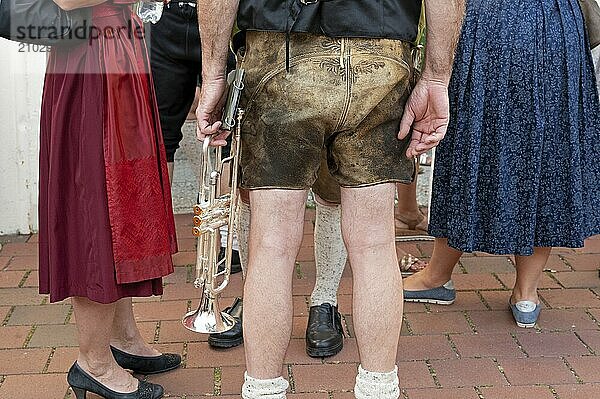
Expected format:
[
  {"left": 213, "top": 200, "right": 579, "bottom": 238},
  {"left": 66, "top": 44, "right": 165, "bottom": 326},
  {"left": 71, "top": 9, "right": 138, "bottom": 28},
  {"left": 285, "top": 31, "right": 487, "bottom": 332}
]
[{"left": 237, "top": 0, "right": 422, "bottom": 42}]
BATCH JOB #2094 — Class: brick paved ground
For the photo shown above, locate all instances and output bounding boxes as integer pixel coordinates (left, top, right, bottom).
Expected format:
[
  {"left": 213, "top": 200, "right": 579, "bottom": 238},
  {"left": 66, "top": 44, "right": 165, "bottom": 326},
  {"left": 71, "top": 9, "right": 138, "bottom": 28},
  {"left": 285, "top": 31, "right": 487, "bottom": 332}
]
[{"left": 1, "top": 211, "right": 600, "bottom": 398}]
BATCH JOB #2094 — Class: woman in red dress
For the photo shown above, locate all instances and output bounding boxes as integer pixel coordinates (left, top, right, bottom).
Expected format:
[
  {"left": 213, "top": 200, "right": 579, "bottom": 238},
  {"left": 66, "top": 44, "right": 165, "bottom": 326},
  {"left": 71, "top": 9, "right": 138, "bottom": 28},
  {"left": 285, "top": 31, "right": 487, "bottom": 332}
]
[{"left": 39, "top": 1, "right": 179, "bottom": 398}]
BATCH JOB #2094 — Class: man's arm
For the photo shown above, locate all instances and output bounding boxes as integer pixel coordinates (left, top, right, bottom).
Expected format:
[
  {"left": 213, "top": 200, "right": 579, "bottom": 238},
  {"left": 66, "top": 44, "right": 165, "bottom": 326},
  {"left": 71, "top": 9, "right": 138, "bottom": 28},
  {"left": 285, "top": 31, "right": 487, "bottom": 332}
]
[
  {"left": 195, "top": 0, "right": 240, "bottom": 145},
  {"left": 398, "top": 0, "right": 465, "bottom": 157}
]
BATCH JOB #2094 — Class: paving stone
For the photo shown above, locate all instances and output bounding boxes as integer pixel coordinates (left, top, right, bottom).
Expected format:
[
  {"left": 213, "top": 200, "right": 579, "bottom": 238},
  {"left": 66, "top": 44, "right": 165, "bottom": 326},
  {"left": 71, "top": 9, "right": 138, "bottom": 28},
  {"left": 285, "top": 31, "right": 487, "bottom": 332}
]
[
  {"left": 566, "top": 355, "right": 600, "bottom": 383},
  {"left": 0, "top": 270, "right": 26, "bottom": 288},
  {"left": 324, "top": 338, "right": 360, "bottom": 363},
  {"left": 451, "top": 273, "right": 505, "bottom": 290},
  {"left": 551, "top": 271, "right": 600, "bottom": 289},
  {"left": 543, "top": 254, "right": 572, "bottom": 272},
  {"left": 430, "top": 291, "right": 488, "bottom": 312},
  {"left": 7, "top": 304, "right": 70, "bottom": 325},
  {"left": 430, "top": 358, "right": 506, "bottom": 388},
  {"left": 495, "top": 273, "right": 561, "bottom": 289},
  {"left": 0, "top": 288, "right": 43, "bottom": 305},
  {"left": 405, "top": 387, "right": 481, "bottom": 399},
  {"left": 460, "top": 256, "right": 515, "bottom": 274},
  {"left": 479, "top": 385, "right": 555, "bottom": 399},
  {"left": 450, "top": 332, "right": 524, "bottom": 358},
  {"left": 293, "top": 363, "right": 359, "bottom": 392},
  {"left": 133, "top": 300, "right": 189, "bottom": 322},
  {"left": 187, "top": 342, "right": 247, "bottom": 368},
  {"left": 499, "top": 357, "right": 577, "bottom": 385},
  {"left": 539, "top": 289, "right": 600, "bottom": 308},
  {"left": 0, "top": 348, "right": 52, "bottom": 374},
  {"left": 292, "top": 316, "right": 309, "bottom": 339},
  {"left": 574, "top": 330, "right": 600, "bottom": 353},
  {"left": 552, "top": 383, "right": 600, "bottom": 399},
  {"left": 172, "top": 251, "right": 196, "bottom": 267},
  {"left": 397, "top": 335, "right": 456, "bottom": 362},
  {"left": 147, "top": 367, "right": 214, "bottom": 396},
  {"left": 537, "top": 309, "right": 600, "bottom": 331},
  {"left": 405, "top": 312, "right": 472, "bottom": 335},
  {"left": 28, "top": 324, "right": 78, "bottom": 347},
  {"left": 157, "top": 320, "right": 207, "bottom": 344},
  {"left": 561, "top": 254, "right": 600, "bottom": 271},
  {"left": 515, "top": 331, "right": 591, "bottom": 357},
  {"left": 46, "top": 347, "right": 79, "bottom": 373},
  {"left": 0, "top": 325, "right": 31, "bottom": 348},
  {"left": 0, "top": 242, "right": 38, "bottom": 256},
  {"left": 4, "top": 255, "right": 38, "bottom": 270},
  {"left": 0, "top": 256, "right": 11, "bottom": 269},
  {"left": 21, "top": 270, "right": 38, "bottom": 287},
  {"left": 0, "top": 373, "right": 68, "bottom": 399},
  {"left": 284, "top": 338, "right": 327, "bottom": 365}
]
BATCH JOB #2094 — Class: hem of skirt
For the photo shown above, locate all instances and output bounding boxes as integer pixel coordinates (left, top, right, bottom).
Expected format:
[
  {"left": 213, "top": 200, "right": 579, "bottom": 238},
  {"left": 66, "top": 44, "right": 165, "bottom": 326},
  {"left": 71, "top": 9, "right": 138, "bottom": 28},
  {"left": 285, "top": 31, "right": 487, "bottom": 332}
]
[
  {"left": 39, "top": 289, "right": 162, "bottom": 305},
  {"left": 429, "top": 228, "right": 600, "bottom": 257}
]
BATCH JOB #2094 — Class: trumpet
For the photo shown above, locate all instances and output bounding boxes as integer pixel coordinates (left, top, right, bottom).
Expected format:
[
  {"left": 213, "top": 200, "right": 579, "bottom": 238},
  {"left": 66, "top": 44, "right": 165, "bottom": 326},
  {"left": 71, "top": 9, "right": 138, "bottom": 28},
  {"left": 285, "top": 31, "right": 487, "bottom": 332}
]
[{"left": 182, "top": 70, "right": 245, "bottom": 334}]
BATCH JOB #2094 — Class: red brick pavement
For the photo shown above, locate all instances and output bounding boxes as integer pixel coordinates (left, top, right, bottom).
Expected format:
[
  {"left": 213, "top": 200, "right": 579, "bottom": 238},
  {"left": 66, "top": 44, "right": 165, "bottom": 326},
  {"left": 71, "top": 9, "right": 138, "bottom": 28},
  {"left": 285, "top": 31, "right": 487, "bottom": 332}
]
[{"left": 1, "top": 210, "right": 600, "bottom": 398}]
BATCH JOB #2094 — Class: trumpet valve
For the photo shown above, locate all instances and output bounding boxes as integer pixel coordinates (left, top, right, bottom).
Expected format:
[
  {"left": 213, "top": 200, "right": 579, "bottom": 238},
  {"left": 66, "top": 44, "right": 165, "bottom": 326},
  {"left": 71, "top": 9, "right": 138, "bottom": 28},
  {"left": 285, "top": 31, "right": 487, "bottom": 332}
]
[
  {"left": 193, "top": 205, "right": 203, "bottom": 215},
  {"left": 192, "top": 227, "right": 202, "bottom": 237},
  {"left": 193, "top": 215, "right": 202, "bottom": 226}
]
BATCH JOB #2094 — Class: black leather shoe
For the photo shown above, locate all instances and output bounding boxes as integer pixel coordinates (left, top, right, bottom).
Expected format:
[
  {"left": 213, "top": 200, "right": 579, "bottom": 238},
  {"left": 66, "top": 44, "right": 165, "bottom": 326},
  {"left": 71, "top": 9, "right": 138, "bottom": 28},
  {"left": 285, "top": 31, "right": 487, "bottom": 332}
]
[
  {"left": 208, "top": 297, "right": 244, "bottom": 348},
  {"left": 218, "top": 247, "right": 243, "bottom": 274},
  {"left": 305, "top": 303, "right": 344, "bottom": 358},
  {"left": 67, "top": 362, "right": 164, "bottom": 399},
  {"left": 110, "top": 346, "right": 181, "bottom": 375}
]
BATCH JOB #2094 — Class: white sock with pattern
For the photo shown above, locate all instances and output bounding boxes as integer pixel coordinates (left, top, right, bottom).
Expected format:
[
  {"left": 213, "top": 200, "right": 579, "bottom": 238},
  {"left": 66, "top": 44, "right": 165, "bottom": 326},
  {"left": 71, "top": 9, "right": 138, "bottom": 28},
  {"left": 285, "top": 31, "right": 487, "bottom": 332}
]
[
  {"left": 236, "top": 201, "right": 251, "bottom": 270},
  {"left": 241, "top": 372, "right": 289, "bottom": 399},
  {"left": 354, "top": 365, "right": 400, "bottom": 399},
  {"left": 310, "top": 201, "right": 347, "bottom": 307}
]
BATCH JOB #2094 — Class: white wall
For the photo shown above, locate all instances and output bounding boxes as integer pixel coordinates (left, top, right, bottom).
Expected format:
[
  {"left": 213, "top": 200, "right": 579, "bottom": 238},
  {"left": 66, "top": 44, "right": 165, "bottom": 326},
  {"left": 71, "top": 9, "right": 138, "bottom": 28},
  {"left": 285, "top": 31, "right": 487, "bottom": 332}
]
[{"left": 0, "top": 39, "right": 46, "bottom": 235}]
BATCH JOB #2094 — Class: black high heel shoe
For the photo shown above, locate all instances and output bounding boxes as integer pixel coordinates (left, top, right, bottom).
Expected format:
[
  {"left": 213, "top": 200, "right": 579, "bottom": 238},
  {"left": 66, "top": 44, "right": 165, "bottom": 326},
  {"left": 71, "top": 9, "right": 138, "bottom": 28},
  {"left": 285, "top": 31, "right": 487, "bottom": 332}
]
[
  {"left": 67, "top": 362, "right": 164, "bottom": 399},
  {"left": 110, "top": 346, "right": 182, "bottom": 375}
]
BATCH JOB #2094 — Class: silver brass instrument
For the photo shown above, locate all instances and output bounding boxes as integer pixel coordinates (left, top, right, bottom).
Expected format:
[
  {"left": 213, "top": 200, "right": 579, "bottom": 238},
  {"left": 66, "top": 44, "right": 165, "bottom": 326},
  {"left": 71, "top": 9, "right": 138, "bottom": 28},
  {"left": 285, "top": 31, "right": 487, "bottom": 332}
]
[{"left": 182, "top": 69, "right": 245, "bottom": 334}]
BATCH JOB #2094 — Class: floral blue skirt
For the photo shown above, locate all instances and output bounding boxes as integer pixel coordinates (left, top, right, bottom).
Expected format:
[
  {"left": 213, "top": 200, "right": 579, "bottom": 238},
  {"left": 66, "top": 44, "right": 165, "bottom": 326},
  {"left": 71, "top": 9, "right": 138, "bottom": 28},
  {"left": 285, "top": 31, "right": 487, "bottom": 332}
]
[{"left": 429, "top": 0, "right": 600, "bottom": 255}]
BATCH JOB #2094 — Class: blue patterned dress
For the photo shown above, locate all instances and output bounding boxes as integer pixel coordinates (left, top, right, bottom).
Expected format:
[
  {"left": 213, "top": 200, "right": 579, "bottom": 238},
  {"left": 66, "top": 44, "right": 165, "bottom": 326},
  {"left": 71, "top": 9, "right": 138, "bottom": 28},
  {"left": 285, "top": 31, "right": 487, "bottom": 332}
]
[{"left": 428, "top": 0, "right": 600, "bottom": 255}]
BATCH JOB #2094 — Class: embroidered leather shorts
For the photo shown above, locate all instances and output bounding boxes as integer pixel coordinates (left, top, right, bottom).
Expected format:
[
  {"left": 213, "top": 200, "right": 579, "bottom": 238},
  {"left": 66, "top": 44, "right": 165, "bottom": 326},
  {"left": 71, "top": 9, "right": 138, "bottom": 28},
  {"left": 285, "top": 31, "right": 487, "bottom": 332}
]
[{"left": 238, "top": 31, "right": 416, "bottom": 202}]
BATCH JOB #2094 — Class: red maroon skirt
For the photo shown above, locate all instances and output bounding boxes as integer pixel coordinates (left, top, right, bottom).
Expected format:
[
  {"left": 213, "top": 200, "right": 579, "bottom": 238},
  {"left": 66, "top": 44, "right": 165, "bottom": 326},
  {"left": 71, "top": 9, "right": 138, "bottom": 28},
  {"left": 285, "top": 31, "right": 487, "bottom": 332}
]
[{"left": 39, "top": 3, "right": 177, "bottom": 304}]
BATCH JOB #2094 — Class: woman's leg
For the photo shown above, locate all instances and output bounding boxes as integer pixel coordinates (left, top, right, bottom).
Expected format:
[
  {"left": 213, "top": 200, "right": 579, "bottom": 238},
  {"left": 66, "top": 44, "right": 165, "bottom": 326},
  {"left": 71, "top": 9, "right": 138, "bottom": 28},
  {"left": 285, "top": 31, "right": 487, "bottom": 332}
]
[
  {"left": 72, "top": 297, "right": 138, "bottom": 393},
  {"left": 402, "top": 238, "right": 462, "bottom": 290},
  {"left": 110, "top": 298, "right": 160, "bottom": 356},
  {"left": 512, "top": 247, "right": 551, "bottom": 303}
]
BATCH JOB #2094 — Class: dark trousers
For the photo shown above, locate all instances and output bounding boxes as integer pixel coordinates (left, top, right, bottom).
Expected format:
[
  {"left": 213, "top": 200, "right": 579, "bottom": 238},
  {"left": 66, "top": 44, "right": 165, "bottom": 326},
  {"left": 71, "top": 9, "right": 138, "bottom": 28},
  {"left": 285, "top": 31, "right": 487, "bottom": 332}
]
[{"left": 147, "top": 3, "right": 201, "bottom": 162}]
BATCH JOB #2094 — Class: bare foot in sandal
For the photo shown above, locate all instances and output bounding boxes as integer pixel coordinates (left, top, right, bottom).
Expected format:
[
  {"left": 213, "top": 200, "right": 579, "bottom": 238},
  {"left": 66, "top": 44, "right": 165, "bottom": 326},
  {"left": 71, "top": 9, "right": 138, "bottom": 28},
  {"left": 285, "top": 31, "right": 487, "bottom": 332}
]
[
  {"left": 395, "top": 208, "right": 429, "bottom": 236},
  {"left": 399, "top": 253, "right": 429, "bottom": 276}
]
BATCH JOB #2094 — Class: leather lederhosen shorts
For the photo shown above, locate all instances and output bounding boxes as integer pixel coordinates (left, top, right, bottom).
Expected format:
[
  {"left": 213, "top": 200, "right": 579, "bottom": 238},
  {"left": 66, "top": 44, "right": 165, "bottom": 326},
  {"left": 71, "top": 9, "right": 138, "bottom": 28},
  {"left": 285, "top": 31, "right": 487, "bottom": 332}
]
[{"left": 238, "top": 31, "right": 417, "bottom": 203}]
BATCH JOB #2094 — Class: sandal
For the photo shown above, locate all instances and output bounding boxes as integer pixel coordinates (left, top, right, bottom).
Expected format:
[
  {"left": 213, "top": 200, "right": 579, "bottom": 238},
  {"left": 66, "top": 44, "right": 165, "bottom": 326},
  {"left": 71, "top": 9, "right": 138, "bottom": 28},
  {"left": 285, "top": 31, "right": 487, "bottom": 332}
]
[
  {"left": 399, "top": 254, "right": 428, "bottom": 276},
  {"left": 395, "top": 209, "right": 428, "bottom": 236}
]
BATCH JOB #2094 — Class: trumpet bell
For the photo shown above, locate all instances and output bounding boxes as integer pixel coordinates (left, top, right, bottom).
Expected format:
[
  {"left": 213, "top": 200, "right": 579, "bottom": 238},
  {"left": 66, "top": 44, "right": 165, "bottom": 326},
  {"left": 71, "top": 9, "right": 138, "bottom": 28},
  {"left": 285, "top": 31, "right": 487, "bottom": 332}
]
[{"left": 182, "top": 293, "right": 236, "bottom": 334}]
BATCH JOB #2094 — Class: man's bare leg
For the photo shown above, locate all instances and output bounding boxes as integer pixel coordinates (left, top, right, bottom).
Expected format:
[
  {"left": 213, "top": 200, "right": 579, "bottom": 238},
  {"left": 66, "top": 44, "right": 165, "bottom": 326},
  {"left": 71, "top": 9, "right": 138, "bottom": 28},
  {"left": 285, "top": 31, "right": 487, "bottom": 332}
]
[
  {"left": 340, "top": 183, "right": 401, "bottom": 397},
  {"left": 242, "top": 189, "right": 308, "bottom": 397}
]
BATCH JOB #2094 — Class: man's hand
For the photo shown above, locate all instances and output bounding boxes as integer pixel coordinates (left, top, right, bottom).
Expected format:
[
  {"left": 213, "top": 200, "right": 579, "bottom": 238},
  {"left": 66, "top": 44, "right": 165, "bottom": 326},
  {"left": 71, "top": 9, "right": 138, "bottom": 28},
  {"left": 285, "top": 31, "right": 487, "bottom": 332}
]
[
  {"left": 196, "top": 77, "right": 229, "bottom": 146},
  {"left": 398, "top": 78, "right": 450, "bottom": 158}
]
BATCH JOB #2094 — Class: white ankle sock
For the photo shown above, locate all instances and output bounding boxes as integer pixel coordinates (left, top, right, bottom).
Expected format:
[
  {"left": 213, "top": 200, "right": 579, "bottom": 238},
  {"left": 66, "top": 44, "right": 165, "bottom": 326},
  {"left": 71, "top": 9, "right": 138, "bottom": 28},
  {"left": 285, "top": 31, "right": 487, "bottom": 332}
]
[
  {"left": 241, "top": 372, "right": 289, "bottom": 399},
  {"left": 236, "top": 201, "right": 251, "bottom": 271},
  {"left": 310, "top": 201, "right": 347, "bottom": 307},
  {"left": 354, "top": 365, "right": 400, "bottom": 399}
]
